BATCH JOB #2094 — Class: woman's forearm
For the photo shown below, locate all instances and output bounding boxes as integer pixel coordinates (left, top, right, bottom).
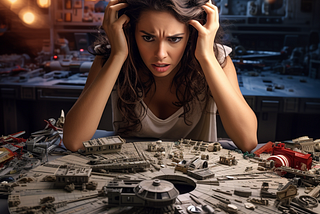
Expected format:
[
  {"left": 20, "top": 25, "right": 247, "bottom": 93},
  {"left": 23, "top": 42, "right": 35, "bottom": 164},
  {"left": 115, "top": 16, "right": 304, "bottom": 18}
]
[
  {"left": 63, "top": 54, "right": 126, "bottom": 151},
  {"left": 199, "top": 56, "right": 258, "bottom": 152}
]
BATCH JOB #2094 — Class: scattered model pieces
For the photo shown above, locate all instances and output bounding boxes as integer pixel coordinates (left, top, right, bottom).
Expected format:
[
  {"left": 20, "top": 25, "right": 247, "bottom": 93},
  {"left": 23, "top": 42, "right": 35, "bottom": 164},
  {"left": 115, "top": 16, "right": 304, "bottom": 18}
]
[{"left": 2, "top": 136, "right": 319, "bottom": 214}]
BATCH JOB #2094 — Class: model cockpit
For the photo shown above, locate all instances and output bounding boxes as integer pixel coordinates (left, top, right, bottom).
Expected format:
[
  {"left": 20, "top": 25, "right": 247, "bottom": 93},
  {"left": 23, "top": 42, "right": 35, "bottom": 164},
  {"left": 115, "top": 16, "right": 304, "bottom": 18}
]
[{"left": 104, "top": 178, "right": 179, "bottom": 208}]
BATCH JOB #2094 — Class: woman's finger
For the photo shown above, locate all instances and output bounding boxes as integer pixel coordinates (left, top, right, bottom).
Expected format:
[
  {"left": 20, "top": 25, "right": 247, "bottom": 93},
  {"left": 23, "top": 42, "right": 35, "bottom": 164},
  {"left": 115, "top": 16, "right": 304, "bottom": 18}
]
[
  {"left": 116, "top": 13, "right": 130, "bottom": 27},
  {"left": 107, "top": 3, "right": 128, "bottom": 23},
  {"left": 202, "top": 4, "right": 219, "bottom": 28},
  {"left": 104, "top": 0, "right": 121, "bottom": 21},
  {"left": 103, "top": 0, "right": 128, "bottom": 25},
  {"left": 189, "top": 20, "right": 204, "bottom": 32}
]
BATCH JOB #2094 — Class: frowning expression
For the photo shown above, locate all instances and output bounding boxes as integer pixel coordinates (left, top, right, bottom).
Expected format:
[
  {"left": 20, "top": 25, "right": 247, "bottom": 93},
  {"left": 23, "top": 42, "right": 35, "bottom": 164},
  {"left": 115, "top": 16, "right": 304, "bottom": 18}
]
[{"left": 135, "top": 10, "right": 189, "bottom": 78}]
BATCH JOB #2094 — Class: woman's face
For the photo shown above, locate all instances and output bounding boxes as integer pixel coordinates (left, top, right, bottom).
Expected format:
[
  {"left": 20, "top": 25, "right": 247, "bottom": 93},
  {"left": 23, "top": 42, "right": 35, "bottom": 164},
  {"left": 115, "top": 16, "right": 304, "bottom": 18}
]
[{"left": 135, "top": 10, "right": 189, "bottom": 78}]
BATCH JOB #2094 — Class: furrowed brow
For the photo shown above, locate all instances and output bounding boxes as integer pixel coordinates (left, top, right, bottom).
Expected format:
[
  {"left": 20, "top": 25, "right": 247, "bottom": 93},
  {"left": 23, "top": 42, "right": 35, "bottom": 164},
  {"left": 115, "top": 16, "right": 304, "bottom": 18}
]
[
  {"left": 140, "top": 30, "right": 155, "bottom": 36},
  {"left": 168, "top": 33, "right": 185, "bottom": 37},
  {"left": 140, "top": 31, "right": 185, "bottom": 38}
]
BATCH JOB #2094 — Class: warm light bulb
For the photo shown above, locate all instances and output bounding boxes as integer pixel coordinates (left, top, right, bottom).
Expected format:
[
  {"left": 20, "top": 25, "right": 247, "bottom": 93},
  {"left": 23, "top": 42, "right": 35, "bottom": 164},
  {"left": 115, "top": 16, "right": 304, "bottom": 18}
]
[
  {"left": 37, "top": 0, "right": 51, "bottom": 8},
  {"left": 8, "top": 0, "right": 18, "bottom": 3},
  {"left": 23, "top": 12, "right": 35, "bottom": 24}
]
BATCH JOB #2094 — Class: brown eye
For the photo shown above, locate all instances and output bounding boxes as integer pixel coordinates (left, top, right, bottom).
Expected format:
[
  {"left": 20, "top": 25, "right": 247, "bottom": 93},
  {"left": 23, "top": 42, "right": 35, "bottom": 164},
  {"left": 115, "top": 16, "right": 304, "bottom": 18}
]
[
  {"left": 168, "top": 37, "right": 182, "bottom": 43},
  {"left": 142, "top": 35, "right": 154, "bottom": 42}
]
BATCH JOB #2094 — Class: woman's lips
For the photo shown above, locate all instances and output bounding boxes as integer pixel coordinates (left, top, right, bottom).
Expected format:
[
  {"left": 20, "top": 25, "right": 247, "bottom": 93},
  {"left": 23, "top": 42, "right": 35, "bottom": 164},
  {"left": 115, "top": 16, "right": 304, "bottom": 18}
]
[{"left": 152, "top": 64, "right": 170, "bottom": 73}]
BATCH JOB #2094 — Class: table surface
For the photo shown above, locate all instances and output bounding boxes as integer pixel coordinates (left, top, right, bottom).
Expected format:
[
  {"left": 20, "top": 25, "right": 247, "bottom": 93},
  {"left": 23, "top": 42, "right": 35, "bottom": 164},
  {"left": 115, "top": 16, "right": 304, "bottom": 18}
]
[{"left": 1, "top": 133, "right": 319, "bottom": 214}]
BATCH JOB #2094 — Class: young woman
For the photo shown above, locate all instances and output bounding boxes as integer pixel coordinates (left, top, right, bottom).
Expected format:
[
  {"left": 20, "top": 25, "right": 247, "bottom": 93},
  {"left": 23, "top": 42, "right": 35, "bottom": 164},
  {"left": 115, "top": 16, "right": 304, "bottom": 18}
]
[{"left": 63, "top": 0, "right": 258, "bottom": 152}]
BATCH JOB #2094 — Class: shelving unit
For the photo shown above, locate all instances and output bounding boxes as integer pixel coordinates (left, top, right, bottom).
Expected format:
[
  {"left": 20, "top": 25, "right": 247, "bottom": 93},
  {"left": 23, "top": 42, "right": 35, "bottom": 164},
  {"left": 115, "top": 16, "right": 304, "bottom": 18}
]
[{"left": 51, "top": 0, "right": 105, "bottom": 51}]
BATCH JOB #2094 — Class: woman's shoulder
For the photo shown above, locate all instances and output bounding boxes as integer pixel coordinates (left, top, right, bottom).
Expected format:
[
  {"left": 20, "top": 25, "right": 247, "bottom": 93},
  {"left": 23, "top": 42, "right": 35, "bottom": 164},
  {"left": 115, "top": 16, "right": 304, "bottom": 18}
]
[
  {"left": 215, "top": 43, "right": 232, "bottom": 68},
  {"left": 216, "top": 43, "right": 232, "bottom": 57}
]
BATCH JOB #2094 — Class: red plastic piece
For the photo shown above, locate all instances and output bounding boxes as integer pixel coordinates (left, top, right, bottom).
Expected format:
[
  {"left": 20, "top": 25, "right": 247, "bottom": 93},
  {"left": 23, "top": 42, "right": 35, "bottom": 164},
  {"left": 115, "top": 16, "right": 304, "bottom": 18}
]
[
  {"left": 254, "top": 141, "right": 274, "bottom": 157},
  {"left": 267, "top": 143, "right": 312, "bottom": 170}
]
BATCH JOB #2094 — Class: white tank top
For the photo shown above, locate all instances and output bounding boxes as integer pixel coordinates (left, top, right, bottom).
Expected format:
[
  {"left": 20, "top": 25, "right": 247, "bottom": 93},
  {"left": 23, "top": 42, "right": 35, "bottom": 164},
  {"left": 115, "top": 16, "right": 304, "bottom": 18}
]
[{"left": 111, "top": 44, "right": 232, "bottom": 142}]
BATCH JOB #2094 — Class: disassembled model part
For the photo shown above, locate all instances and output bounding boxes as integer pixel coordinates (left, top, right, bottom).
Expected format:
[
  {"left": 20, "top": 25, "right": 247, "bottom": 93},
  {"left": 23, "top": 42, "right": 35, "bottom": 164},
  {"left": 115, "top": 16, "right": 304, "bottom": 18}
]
[
  {"left": 290, "top": 201, "right": 319, "bottom": 214},
  {"left": 56, "top": 110, "right": 65, "bottom": 128},
  {"left": 218, "top": 152, "right": 237, "bottom": 166},
  {"left": 211, "top": 194, "right": 231, "bottom": 204},
  {"left": 212, "top": 188, "right": 232, "bottom": 196},
  {"left": 297, "top": 195, "right": 318, "bottom": 208},
  {"left": 187, "top": 205, "right": 203, "bottom": 213},
  {"left": 81, "top": 135, "right": 125, "bottom": 154},
  {"left": 189, "top": 194, "right": 215, "bottom": 214},
  {"left": 247, "top": 197, "right": 269, "bottom": 205},
  {"left": 217, "top": 202, "right": 238, "bottom": 213},
  {"left": 276, "top": 181, "right": 298, "bottom": 206},
  {"left": 202, "top": 204, "right": 215, "bottom": 214},
  {"left": 207, "top": 142, "right": 221, "bottom": 152},
  {"left": 40, "top": 196, "right": 55, "bottom": 204},
  {"left": 305, "top": 184, "right": 320, "bottom": 198},
  {"left": 175, "top": 157, "right": 208, "bottom": 174},
  {"left": 244, "top": 202, "right": 255, "bottom": 210},
  {"left": 234, "top": 189, "right": 252, "bottom": 197}
]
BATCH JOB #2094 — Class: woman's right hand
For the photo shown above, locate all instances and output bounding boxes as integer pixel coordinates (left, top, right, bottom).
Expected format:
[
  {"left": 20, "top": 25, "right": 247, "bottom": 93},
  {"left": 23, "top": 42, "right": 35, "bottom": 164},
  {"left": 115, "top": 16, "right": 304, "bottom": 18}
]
[{"left": 102, "top": 0, "right": 130, "bottom": 59}]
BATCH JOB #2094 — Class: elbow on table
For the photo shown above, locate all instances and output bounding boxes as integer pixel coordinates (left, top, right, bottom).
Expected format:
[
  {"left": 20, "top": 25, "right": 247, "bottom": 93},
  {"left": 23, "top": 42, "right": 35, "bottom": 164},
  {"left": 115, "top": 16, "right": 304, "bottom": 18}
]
[
  {"left": 240, "top": 137, "right": 258, "bottom": 153},
  {"left": 238, "top": 120, "right": 258, "bottom": 152},
  {"left": 63, "top": 136, "right": 83, "bottom": 152}
]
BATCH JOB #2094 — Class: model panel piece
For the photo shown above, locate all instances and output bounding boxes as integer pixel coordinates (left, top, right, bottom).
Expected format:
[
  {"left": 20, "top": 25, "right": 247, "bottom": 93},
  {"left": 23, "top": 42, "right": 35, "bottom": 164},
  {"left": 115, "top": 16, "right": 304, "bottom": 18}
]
[
  {"left": 187, "top": 168, "right": 215, "bottom": 180},
  {"left": 82, "top": 135, "right": 125, "bottom": 154},
  {"left": 54, "top": 165, "right": 92, "bottom": 187},
  {"left": 91, "top": 160, "right": 150, "bottom": 173}
]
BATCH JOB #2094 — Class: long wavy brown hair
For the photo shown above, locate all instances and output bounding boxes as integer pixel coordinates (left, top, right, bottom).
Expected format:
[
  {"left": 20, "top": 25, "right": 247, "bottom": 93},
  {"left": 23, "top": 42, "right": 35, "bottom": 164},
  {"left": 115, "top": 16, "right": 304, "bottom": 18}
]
[{"left": 89, "top": 0, "right": 227, "bottom": 135}]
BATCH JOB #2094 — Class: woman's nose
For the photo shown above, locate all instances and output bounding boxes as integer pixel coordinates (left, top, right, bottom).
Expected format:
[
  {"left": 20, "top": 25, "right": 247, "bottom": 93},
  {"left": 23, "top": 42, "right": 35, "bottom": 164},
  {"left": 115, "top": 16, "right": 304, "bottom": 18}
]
[{"left": 155, "top": 42, "right": 168, "bottom": 60}]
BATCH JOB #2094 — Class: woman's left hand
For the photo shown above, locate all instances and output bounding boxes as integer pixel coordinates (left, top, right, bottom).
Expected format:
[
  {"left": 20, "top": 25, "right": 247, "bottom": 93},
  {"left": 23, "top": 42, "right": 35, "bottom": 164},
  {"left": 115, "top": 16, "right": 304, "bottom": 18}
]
[{"left": 189, "top": 2, "right": 219, "bottom": 61}]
